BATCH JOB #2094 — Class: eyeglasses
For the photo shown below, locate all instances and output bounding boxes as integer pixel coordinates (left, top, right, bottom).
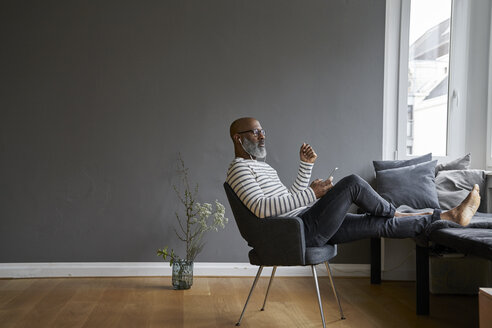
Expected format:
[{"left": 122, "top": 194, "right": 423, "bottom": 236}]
[{"left": 237, "top": 129, "right": 266, "bottom": 137}]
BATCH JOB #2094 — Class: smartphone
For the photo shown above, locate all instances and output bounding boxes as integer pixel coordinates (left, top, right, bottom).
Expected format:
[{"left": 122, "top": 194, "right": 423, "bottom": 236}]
[{"left": 328, "top": 167, "right": 338, "bottom": 177}]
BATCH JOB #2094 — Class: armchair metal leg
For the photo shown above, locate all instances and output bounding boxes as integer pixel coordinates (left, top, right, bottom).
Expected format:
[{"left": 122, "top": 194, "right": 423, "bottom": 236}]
[
  {"left": 311, "top": 265, "right": 326, "bottom": 328},
  {"left": 261, "top": 266, "right": 276, "bottom": 311},
  {"left": 325, "top": 261, "right": 345, "bottom": 320},
  {"left": 236, "top": 266, "right": 263, "bottom": 326}
]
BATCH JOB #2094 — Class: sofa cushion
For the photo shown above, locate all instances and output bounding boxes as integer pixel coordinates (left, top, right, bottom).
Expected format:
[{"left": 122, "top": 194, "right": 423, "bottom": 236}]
[
  {"left": 430, "top": 227, "right": 492, "bottom": 261},
  {"left": 373, "top": 153, "right": 432, "bottom": 172},
  {"left": 435, "top": 153, "right": 471, "bottom": 175},
  {"left": 376, "top": 160, "right": 440, "bottom": 209},
  {"left": 435, "top": 169, "right": 486, "bottom": 211}
]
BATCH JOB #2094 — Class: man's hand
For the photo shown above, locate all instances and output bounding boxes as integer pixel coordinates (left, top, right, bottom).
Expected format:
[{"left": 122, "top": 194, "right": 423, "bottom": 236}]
[
  {"left": 300, "top": 143, "right": 317, "bottom": 163},
  {"left": 310, "top": 177, "right": 333, "bottom": 199}
]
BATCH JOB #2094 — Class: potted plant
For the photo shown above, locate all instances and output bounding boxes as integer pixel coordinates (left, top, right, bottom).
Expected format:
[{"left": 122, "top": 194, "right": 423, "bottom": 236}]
[{"left": 157, "top": 155, "right": 228, "bottom": 290}]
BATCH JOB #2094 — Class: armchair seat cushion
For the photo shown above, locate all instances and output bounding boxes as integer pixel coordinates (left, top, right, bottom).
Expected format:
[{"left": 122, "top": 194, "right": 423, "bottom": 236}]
[
  {"left": 248, "top": 244, "right": 337, "bottom": 266},
  {"left": 305, "top": 244, "right": 337, "bottom": 265}
]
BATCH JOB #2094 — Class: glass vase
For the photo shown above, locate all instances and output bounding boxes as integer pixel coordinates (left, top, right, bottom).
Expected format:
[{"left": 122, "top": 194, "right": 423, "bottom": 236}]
[{"left": 172, "top": 259, "right": 194, "bottom": 290}]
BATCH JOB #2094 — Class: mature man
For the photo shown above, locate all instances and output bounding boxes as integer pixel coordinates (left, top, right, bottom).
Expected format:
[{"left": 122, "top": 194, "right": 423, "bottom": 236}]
[{"left": 226, "top": 117, "right": 481, "bottom": 246}]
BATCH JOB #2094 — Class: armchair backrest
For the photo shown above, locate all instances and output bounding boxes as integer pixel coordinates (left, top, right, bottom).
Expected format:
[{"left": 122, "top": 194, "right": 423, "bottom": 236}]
[
  {"left": 223, "top": 182, "right": 262, "bottom": 247},
  {"left": 223, "top": 182, "right": 316, "bottom": 266}
]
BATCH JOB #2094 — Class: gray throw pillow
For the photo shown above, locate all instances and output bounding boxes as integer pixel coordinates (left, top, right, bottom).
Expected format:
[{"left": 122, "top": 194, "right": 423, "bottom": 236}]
[
  {"left": 435, "top": 153, "right": 471, "bottom": 175},
  {"left": 373, "top": 153, "right": 432, "bottom": 172},
  {"left": 435, "top": 169, "right": 486, "bottom": 211},
  {"left": 376, "top": 160, "right": 440, "bottom": 209}
]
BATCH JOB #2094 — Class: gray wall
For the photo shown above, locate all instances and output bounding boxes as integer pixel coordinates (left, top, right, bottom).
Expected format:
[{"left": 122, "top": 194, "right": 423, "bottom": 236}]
[{"left": 0, "top": 0, "right": 385, "bottom": 263}]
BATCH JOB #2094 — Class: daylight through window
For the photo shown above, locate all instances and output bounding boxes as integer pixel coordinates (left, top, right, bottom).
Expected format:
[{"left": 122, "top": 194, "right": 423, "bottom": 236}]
[{"left": 406, "top": 0, "right": 452, "bottom": 156}]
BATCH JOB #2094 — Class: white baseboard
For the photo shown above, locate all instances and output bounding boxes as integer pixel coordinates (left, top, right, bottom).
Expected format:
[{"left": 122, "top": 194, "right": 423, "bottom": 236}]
[{"left": 0, "top": 262, "right": 370, "bottom": 279}]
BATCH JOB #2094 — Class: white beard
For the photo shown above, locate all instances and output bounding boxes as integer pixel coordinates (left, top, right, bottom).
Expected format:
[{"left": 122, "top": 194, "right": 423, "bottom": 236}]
[{"left": 242, "top": 138, "right": 267, "bottom": 159}]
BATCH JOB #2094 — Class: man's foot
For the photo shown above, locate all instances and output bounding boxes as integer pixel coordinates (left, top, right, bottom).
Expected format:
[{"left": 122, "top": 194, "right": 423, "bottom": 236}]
[
  {"left": 395, "top": 211, "right": 433, "bottom": 218},
  {"left": 440, "top": 184, "right": 481, "bottom": 226}
]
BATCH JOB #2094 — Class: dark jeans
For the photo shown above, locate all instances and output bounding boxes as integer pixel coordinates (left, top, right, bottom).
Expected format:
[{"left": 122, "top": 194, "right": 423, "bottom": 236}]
[{"left": 300, "top": 174, "right": 441, "bottom": 247}]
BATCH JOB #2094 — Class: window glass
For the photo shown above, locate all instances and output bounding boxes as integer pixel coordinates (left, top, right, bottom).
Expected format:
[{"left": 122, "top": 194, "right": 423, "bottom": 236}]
[{"left": 406, "top": 0, "right": 452, "bottom": 156}]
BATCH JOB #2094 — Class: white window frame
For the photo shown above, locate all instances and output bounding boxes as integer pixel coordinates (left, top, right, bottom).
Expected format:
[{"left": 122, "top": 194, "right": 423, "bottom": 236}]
[
  {"left": 383, "top": 0, "right": 470, "bottom": 161},
  {"left": 487, "top": 4, "right": 492, "bottom": 169}
]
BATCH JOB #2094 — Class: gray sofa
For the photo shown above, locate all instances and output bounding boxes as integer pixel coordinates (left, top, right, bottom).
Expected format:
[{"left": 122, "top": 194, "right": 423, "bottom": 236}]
[{"left": 371, "top": 171, "right": 492, "bottom": 315}]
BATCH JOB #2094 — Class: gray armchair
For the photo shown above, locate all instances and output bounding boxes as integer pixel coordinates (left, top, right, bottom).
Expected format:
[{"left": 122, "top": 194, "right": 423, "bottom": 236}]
[{"left": 224, "top": 183, "right": 345, "bottom": 327}]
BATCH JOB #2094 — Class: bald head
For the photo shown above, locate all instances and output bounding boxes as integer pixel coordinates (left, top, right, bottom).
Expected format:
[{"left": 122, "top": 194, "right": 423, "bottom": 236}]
[
  {"left": 229, "top": 117, "right": 266, "bottom": 159},
  {"left": 229, "top": 117, "right": 259, "bottom": 139}
]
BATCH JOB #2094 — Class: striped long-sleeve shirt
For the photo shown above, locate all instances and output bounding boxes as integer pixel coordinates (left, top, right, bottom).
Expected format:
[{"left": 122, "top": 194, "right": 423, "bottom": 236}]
[{"left": 226, "top": 158, "right": 316, "bottom": 218}]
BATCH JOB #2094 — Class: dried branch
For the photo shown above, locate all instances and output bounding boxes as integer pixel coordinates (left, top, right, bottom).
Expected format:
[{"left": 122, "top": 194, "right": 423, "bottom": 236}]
[
  {"left": 175, "top": 212, "right": 187, "bottom": 237},
  {"left": 157, "top": 154, "right": 229, "bottom": 262},
  {"left": 173, "top": 227, "right": 186, "bottom": 242}
]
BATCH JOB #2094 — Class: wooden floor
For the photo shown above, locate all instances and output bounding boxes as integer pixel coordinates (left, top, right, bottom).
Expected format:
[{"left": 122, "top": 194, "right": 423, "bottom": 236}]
[{"left": 0, "top": 276, "right": 477, "bottom": 328}]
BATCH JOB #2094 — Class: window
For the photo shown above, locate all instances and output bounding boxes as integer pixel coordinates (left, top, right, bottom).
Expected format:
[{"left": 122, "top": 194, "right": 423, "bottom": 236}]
[
  {"left": 384, "top": 0, "right": 470, "bottom": 161},
  {"left": 405, "top": 0, "right": 452, "bottom": 156}
]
